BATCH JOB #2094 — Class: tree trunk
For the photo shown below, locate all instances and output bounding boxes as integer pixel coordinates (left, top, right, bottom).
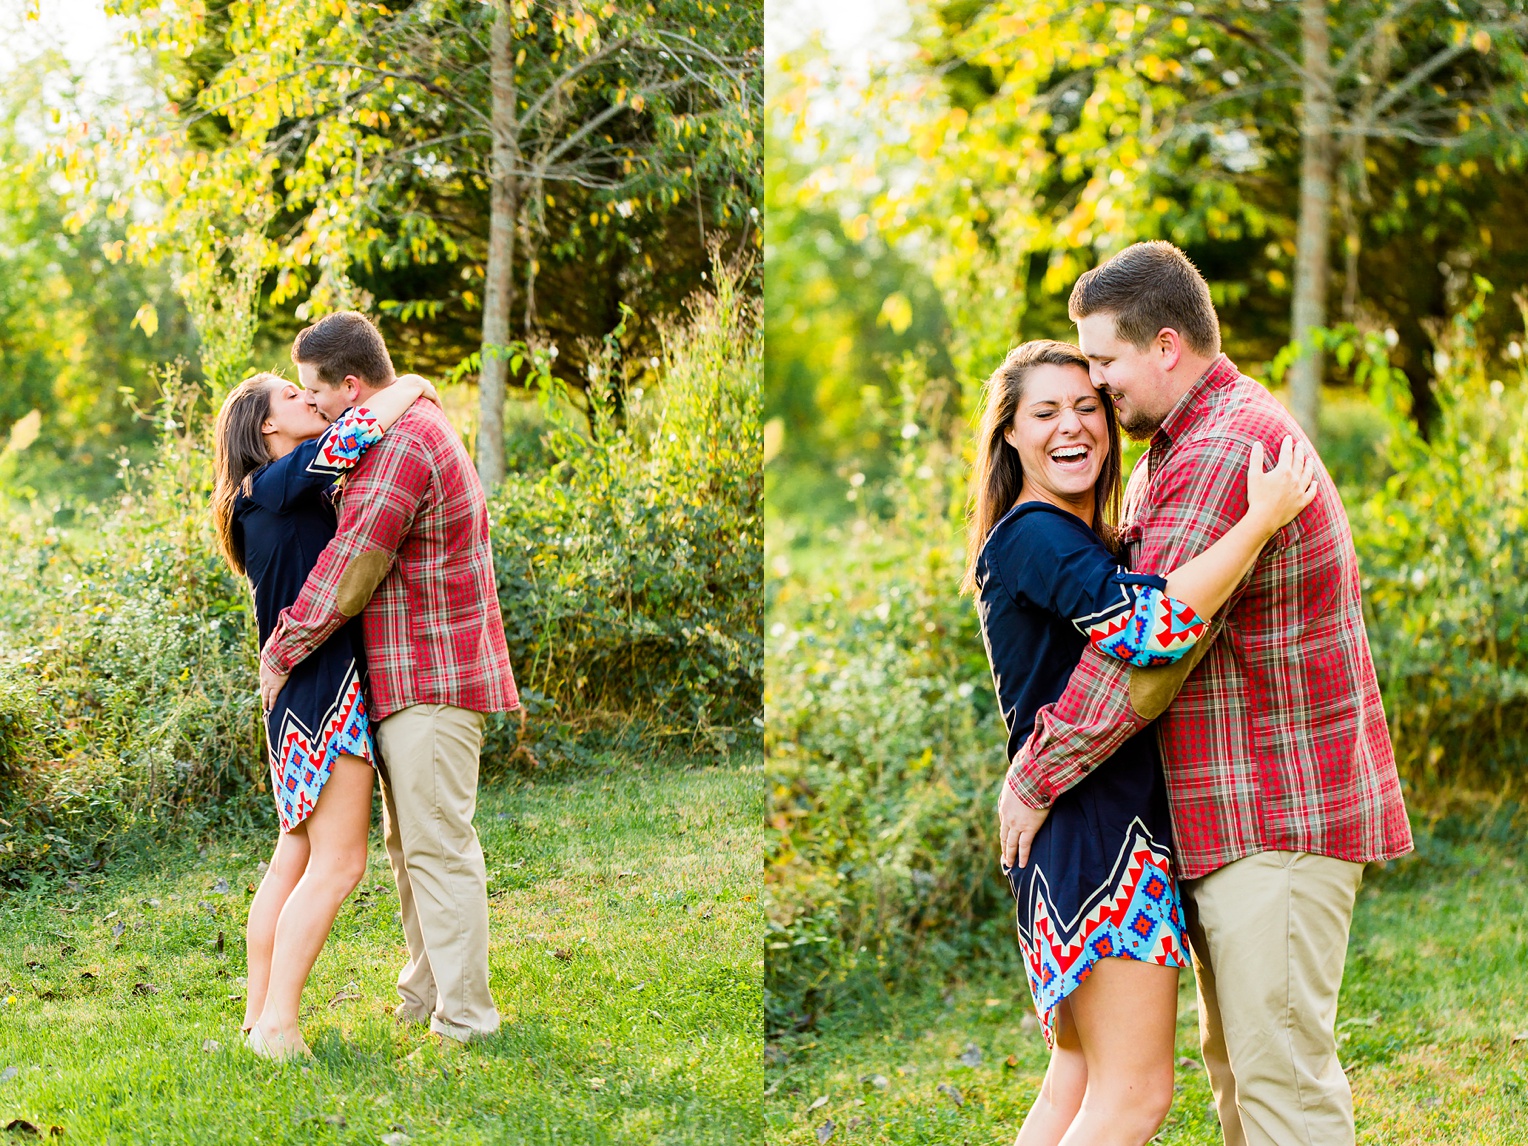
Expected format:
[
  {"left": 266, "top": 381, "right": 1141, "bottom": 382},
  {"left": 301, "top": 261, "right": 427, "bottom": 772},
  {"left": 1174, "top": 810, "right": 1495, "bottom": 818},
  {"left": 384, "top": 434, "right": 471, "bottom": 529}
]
[
  {"left": 479, "top": 0, "right": 517, "bottom": 489},
  {"left": 1289, "top": 0, "right": 1333, "bottom": 442}
]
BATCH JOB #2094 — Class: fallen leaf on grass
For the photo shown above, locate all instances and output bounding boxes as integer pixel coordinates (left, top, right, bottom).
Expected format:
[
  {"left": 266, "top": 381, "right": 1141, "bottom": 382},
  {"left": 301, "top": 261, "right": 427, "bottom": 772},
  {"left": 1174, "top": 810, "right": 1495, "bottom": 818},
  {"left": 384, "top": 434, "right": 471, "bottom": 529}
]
[
  {"left": 256, "top": 861, "right": 269, "bottom": 876},
  {"left": 859, "top": 1074, "right": 888, "bottom": 1089},
  {"left": 131, "top": 983, "right": 158, "bottom": 996},
  {"left": 815, "top": 1119, "right": 834, "bottom": 1143},
  {"left": 380, "top": 1133, "right": 410, "bottom": 1146},
  {"left": 3, "top": 1120, "right": 38, "bottom": 1136},
  {"left": 201, "top": 1040, "right": 220, "bottom": 1053},
  {"left": 847, "top": 1116, "right": 867, "bottom": 1131},
  {"left": 1511, "top": 1031, "right": 1528, "bottom": 1046},
  {"left": 23, "top": 962, "right": 42, "bottom": 972},
  {"left": 1177, "top": 1056, "right": 1202, "bottom": 1071},
  {"left": 0, "top": 1067, "right": 16, "bottom": 1084},
  {"left": 807, "top": 1095, "right": 829, "bottom": 1112},
  {"left": 1004, "top": 1054, "right": 1019, "bottom": 1069},
  {"left": 327, "top": 990, "right": 361, "bottom": 1008},
  {"left": 110, "top": 923, "right": 124, "bottom": 940},
  {"left": 553, "top": 949, "right": 573, "bottom": 962},
  {"left": 956, "top": 1042, "right": 983, "bottom": 1068},
  {"left": 588, "top": 1077, "right": 605, "bottom": 1091},
  {"left": 209, "top": 879, "right": 229, "bottom": 895},
  {"left": 937, "top": 1082, "right": 964, "bottom": 1107},
  {"left": 322, "top": 1115, "right": 345, "bottom": 1127},
  {"left": 101, "top": 911, "right": 118, "bottom": 921}
]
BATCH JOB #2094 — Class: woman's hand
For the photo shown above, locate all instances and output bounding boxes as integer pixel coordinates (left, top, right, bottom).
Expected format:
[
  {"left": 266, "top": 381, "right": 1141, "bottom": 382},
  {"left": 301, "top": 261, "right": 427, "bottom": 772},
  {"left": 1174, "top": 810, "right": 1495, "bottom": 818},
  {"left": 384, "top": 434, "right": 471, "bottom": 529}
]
[
  {"left": 259, "top": 661, "right": 289, "bottom": 714},
  {"left": 1245, "top": 435, "right": 1318, "bottom": 539},
  {"left": 395, "top": 373, "right": 441, "bottom": 407},
  {"left": 998, "top": 773, "right": 1051, "bottom": 869}
]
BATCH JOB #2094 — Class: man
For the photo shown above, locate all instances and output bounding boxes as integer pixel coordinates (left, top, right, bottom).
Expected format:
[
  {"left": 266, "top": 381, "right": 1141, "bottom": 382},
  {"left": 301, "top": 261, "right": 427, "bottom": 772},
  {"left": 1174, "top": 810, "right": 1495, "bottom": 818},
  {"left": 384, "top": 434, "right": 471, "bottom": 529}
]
[
  {"left": 997, "top": 241, "right": 1411, "bottom": 1145},
  {"left": 259, "top": 311, "right": 518, "bottom": 1043}
]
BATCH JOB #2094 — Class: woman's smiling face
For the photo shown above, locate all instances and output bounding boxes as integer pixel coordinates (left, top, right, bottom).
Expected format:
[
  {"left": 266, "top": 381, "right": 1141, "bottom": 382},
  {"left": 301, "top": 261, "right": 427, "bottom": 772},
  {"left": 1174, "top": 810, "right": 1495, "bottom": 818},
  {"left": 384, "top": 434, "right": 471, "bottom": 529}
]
[{"left": 1002, "top": 362, "right": 1109, "bottom": 511}]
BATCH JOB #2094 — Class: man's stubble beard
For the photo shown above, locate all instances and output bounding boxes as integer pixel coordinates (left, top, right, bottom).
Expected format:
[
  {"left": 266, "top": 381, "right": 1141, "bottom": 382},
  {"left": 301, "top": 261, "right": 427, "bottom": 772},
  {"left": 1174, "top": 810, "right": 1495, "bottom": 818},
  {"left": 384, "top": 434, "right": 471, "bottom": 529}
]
[{"left": 1120, "top": 410, "right": 1163, "bottom": 441}]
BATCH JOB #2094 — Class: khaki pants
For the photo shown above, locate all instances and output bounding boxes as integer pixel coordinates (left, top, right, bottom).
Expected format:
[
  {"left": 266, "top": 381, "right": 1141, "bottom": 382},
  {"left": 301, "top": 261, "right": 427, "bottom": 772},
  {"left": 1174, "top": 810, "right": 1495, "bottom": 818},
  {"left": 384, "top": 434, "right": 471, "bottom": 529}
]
[
  {"left": 375, "top": 703, "right": 499, "bottom": 1041},
  {"left": 1182, "top": 851, "right": 1365, "bottom": 1146}
]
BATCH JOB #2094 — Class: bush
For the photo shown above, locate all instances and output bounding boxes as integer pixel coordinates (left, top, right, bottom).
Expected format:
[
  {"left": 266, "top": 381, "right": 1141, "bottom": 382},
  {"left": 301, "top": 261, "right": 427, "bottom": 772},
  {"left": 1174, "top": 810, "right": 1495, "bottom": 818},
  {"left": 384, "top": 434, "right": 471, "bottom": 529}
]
[
  {"left": 486, "top": 261, "right": 763, "bottom": 764},
  {"left": 0, "top": 271, "right": 762, "bottom": 884},
  {"left": 1335, "top": 285, "right": 1528, "bottom": 794},
  {"left": 764, "top": 286, "right": 1528, "bottom": 1033}
]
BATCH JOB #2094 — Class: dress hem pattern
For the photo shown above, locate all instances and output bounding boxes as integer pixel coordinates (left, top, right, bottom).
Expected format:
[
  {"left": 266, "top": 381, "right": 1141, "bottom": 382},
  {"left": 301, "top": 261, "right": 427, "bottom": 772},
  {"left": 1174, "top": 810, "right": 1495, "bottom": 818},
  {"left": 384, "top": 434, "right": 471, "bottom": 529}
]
[
  {"left": 270, "top": 662, "right": 374, "bottom": 833},
  {"left": 1017, "top": 820, "right": 1191, "bottom": 1048}
]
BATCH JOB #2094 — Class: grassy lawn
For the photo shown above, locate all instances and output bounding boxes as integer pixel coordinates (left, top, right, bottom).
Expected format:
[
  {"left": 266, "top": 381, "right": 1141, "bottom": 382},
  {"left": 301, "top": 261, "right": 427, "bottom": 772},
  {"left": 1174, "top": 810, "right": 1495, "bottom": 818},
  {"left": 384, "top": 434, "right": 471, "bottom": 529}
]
[
  {"left": 764, "top": 837, "right": 1528, "bottom": 1144},
  {"left": 0, "top": 754, "right": 763, "bottom": 1144}
]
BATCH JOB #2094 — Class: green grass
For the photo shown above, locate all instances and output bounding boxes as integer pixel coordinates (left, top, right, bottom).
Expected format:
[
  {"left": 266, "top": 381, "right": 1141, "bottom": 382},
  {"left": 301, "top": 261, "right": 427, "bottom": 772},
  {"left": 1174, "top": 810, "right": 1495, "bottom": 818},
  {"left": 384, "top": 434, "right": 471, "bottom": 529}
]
[
  {"left": 0, "top": 755, "right": 763, "bottom": 1144},
  {"left": 764, "top": 837, "right": 1528, "bottom": 1144}
]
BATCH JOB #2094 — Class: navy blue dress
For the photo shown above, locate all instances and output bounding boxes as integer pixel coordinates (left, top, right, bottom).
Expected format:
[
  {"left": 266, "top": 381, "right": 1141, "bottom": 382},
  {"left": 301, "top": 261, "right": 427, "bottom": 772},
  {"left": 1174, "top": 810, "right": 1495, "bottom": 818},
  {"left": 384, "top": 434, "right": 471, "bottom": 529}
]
[
  {"left": 975, "top": 502, "right": 1203, "bottom": 1046},
  {"left": 234, "top": 410, "right": 384, "bottom": 831}
]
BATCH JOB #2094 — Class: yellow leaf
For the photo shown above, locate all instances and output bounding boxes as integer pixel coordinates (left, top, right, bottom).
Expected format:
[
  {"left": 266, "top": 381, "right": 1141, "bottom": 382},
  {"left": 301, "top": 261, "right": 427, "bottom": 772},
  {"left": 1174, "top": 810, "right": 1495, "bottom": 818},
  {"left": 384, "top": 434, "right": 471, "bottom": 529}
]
[
  {"left": 1471, "top": 29, "right": 1491, "bottom": 52},
  {"left": 5, "top": 410, "right": 41, "bottom": 454},
  {"left": 631, "top": 95, "right": 645, "bottom": 113},
  {"left": 131, "top": 302, "right": 159, "bottom": 338},
  {"left": 878, "top": 292, "right": 913, "bottom": 335}
]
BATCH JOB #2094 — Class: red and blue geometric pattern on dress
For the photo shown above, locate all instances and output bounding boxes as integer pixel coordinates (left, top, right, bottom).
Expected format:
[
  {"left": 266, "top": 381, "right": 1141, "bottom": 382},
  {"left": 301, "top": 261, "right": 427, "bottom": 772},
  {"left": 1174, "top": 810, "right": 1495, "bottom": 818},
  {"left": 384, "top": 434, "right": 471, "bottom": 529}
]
[
  {"left": 306, "top": 406, "right": 384, "bottom": 476},
  {"left": 269, "top": 661, "right": 374, "bottom": 833},
  {"left": 1077, "top": 580, "right": 1207, "bottom": 668},
  {"left": 1016, "top": 822, "right": 1190, "bottom": 1048}
]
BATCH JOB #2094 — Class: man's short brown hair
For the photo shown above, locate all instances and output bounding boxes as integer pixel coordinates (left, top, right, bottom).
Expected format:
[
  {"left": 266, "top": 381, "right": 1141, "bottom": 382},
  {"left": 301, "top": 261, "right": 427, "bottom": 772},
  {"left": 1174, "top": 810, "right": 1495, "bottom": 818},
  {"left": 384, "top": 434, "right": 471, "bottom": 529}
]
[
  {"left": 291, "top": 311, "right": 395, "bottom": 388},
  {"left": 1068, "top": 241, "right": 1222, "bottom": 357}
]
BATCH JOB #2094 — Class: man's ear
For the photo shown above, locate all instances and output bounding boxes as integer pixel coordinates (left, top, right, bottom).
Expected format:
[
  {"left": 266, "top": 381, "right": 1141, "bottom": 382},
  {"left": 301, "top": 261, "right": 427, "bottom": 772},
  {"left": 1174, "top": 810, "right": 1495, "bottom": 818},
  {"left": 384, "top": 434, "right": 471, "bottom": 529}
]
[{"left": 1156, "top": 328, "right": 1183, "bottom": 372}]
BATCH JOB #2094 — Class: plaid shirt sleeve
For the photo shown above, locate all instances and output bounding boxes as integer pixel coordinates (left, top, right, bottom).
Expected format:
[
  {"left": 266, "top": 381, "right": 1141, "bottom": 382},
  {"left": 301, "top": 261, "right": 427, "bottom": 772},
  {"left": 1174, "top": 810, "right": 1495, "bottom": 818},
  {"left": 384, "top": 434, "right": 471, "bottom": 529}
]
[
  {"left": 259, "top": 430, "right": 429, "bottom": 677},
  {"left": 1007, "top": 431, "right": 1270, "bottom": 808}
]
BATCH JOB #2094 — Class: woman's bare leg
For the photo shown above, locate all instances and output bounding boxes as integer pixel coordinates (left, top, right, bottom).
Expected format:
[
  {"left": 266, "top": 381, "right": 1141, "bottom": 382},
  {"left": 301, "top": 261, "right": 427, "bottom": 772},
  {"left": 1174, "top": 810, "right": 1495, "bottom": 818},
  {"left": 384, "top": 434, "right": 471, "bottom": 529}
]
[
  {"left": 1014, "top": 999, "right": 1087, "bottom": 1146},
  {"left": 243, "top": 823, "right": 310, "bottom": 1031},
  {"left": 1057, "top": 958, "right": 1179, "bottom": 1146},
  {"left": 255, "top": 754, "right": 373, "bottom": 1052}
]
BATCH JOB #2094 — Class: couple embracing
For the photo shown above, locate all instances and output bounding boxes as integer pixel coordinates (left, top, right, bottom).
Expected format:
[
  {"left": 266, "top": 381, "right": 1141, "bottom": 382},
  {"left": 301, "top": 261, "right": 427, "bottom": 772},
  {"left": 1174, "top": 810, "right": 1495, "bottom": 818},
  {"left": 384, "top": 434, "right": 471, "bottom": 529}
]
[
  {"left": 966, "top": 242, "right": 1412, "bottom": 1145},
  {"left": 210, "top": 313, "right": 517, "bottom": 1059}
]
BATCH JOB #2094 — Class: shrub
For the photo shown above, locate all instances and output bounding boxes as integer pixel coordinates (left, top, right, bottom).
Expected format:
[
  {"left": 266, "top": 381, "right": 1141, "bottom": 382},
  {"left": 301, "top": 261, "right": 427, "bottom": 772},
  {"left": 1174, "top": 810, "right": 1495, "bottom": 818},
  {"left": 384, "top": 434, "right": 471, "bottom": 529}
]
[{"left": 486, "top": 260, "right": 763, "bottom": 764}]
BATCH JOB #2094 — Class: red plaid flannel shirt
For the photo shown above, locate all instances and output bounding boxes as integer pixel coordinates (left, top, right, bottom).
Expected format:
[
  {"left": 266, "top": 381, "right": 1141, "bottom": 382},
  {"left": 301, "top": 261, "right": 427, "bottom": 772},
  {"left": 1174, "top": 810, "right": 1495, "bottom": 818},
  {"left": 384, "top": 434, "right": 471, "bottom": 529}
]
[
  {"left": 1007, "top": 355, "right": 1412, "bottom": 879},
  {"left": 260, "top": 402, "right": 519, "bottom": 721}
]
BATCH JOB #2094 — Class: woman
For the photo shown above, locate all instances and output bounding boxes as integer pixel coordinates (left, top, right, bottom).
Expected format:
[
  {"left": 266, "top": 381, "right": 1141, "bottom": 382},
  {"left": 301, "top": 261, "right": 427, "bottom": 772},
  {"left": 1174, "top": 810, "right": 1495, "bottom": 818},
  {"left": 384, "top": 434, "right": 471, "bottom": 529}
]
[
  {"left": 211, "top": 370, "right": 435, "bottom": 1061},
  {"left": 963, "top": 341, "right": 1315, "bottom": 1145}
]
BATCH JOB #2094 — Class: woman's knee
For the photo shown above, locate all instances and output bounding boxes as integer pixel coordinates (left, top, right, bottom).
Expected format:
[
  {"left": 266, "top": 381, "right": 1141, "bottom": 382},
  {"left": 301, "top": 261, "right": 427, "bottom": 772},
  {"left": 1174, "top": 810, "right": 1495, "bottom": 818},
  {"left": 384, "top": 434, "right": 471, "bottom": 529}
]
[
  {"left": 321, "top": 846, "right": 368, "bottom": 894},
  {"left": 1083, "top": 1066, "right": 1174, "bottom": 1138}
]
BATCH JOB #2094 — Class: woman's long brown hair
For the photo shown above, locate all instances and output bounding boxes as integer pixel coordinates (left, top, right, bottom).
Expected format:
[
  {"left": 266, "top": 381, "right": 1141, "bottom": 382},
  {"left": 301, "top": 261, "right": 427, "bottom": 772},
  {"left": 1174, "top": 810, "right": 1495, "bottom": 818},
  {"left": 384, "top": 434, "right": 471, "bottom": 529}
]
[
  {"left": 960, "top": 340, "right": 1123, "bottom": 595},
  {"left": 211, "top": 373, "right": 283, "bottom": 576}
]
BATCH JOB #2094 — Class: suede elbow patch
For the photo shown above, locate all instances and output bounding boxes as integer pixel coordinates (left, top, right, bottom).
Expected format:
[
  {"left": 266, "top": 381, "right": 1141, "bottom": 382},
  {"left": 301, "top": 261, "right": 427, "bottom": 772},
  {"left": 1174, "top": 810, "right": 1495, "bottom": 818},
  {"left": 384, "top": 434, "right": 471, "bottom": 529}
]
[{"left": 336, "top": 550, "right": 393, "bottom": 616}]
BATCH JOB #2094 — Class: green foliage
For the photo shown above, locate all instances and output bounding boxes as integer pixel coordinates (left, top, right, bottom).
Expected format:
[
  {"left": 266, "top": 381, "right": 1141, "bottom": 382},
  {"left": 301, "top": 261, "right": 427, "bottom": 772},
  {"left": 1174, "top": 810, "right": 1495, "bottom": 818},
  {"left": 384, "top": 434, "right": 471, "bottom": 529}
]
[
  {"left": 0, "top": 52, "right": 199, "bottom": 503},
  {"left": 83, "top": 0, "right": 761, "bottom": 403},
  {"left": 486, "top": 260, "right": 764, "bottom": 758},
  {"left": 0, "top": 271, "right": 761, "bottom": 884},
  {"left": 1331, "top": 288, "right": 1528, "bottom": 792}
]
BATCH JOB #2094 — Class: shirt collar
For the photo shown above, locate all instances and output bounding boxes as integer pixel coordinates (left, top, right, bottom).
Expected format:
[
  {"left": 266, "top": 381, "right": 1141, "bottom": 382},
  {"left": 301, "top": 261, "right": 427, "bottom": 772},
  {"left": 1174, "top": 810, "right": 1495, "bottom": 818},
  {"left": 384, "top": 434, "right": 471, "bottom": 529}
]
[{"left": 1155, "top": 353, "right": 1238, "bottom": 446}]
